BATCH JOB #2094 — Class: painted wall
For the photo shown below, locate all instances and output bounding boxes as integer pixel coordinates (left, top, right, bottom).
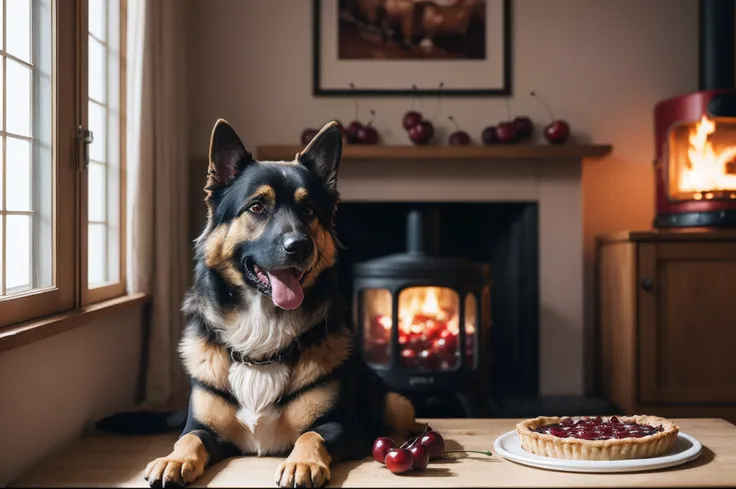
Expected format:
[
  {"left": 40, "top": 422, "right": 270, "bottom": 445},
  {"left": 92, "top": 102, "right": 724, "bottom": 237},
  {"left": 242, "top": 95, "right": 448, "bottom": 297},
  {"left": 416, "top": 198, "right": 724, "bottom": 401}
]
[
  {"left": 185, "top": 0, "right": 699, "bottom": 394},
  {"left": 0, "top": 309, "right": 143, "bottom": 485}
]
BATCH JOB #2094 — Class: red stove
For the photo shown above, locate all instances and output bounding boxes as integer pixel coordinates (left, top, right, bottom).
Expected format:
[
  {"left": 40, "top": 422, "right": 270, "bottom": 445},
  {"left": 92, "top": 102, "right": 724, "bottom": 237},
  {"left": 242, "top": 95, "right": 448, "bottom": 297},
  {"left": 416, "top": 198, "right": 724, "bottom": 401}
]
[{"left": 653, "top": 0, "right": 736, "bottom": 228}]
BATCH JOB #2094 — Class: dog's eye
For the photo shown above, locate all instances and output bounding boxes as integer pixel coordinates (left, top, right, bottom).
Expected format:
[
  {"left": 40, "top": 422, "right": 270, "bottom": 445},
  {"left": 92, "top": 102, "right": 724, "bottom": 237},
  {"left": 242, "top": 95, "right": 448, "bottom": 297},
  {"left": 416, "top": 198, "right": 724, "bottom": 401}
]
[
  {"left": 304, "top": 206, "right": 315, "bottom": 217},
  {"left": 249, "top": 202, "right": 265, "bottom": 214}
]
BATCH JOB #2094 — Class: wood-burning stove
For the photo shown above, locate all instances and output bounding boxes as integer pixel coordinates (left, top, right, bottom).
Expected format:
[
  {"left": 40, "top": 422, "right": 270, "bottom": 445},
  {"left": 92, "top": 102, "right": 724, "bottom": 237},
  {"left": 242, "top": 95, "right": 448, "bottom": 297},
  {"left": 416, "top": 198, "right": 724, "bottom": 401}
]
[
  {"left": 352, "top": 208, "right": 493, "bottom": 417},
  {"left": 654, "top": 0, "right": 736, "bottom": 228}
]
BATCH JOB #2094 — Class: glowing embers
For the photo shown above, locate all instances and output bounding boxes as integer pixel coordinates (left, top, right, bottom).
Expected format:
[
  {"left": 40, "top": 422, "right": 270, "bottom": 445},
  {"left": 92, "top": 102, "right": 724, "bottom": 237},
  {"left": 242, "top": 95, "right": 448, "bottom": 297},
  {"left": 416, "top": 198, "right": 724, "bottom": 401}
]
[
  {"left": 669, "top": 114, "right": 736, "bottom": 200},
  {"left": 361, "top": 287, "right": 477, "bottom": 371}
]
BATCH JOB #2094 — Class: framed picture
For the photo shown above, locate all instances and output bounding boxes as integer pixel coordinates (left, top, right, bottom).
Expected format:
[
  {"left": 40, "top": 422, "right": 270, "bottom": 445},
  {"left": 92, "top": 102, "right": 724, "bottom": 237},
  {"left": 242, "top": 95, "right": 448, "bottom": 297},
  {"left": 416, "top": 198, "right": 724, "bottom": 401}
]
[{"left": 313, "top": 0, "right": 511, "bottom": 97}]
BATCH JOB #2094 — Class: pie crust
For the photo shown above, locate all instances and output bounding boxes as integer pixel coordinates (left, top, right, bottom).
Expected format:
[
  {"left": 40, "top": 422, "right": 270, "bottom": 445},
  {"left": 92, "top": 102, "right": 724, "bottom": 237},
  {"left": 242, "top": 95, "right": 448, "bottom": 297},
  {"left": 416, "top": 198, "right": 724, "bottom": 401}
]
[{"left": 516, "top": 415, "right": 679, "bottom": 461}]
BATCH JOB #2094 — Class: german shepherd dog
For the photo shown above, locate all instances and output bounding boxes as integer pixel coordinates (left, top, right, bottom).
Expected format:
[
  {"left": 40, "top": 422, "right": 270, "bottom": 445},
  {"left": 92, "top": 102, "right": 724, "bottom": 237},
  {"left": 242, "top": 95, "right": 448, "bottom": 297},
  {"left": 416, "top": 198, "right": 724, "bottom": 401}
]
[{"left": 97, "top": 120, "right": 420, "bottom": 488}]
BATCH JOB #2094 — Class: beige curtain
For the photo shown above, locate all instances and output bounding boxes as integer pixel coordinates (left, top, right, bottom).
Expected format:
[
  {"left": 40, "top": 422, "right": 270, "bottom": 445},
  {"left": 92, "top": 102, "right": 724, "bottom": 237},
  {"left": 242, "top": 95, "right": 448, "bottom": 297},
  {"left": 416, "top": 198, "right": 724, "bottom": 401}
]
[{"left": 127, "top": 0, "right": 191, "bottom": 405}]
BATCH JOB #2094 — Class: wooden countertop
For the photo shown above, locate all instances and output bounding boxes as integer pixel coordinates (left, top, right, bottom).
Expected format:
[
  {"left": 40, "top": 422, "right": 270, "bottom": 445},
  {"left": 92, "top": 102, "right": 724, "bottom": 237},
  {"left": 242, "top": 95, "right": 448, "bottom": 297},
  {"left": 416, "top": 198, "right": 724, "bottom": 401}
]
[{"left": 10, "top": 418, "right": 736, "bottom": 488}]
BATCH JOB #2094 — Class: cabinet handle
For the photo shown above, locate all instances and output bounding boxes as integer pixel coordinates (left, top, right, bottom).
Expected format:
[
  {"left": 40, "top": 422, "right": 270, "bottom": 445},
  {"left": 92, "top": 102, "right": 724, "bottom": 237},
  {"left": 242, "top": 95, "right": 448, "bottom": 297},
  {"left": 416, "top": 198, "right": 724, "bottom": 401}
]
[{"left": 640, "top": 279, "right": 654, "bottom": 292}]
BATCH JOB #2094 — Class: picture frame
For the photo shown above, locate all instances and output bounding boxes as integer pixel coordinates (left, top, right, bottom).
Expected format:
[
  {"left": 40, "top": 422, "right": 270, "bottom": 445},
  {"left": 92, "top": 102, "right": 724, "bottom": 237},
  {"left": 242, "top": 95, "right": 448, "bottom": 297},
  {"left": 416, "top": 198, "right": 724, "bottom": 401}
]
[{"left": 313, "top": 0, "right": 512, "bottom": 97}]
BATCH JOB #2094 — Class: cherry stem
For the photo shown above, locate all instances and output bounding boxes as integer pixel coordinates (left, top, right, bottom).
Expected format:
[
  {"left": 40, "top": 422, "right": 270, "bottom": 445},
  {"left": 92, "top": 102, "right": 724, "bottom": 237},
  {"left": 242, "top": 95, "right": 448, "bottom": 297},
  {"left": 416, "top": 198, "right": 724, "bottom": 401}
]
[
  {"left": 448, "top": 115, "right": 459, "bottom": 131},
  {"left": 504, "top": 98, "right": 511, "bottom": 120},
  {"left": 367, "top": 109, "right": 376, "bottom": 128},
  {"left": 400, "top": 436, "right": 422, "bottom": 450},
  {"left": 399, "top": 423, "right": 431, "bottom": 450},
  {"left": 350, "top": 82, "right": 359, "bottom": 121},
  {"left": 444, "top": 450, "right": 493, "bottom": 457},
  {"left": 431, "top": 82, "right": 444, "bottom": 122},
  {"left": 530, "top": 91, "right": 555, "bottom": 121}
]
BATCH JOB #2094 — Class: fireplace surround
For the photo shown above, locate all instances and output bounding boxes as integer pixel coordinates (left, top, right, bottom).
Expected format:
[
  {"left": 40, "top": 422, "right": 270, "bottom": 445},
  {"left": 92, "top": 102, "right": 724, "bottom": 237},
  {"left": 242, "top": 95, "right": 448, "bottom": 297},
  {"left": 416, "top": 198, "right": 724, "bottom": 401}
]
[{"left": 254, "top": 144, "right": 612, "bottom": 400}]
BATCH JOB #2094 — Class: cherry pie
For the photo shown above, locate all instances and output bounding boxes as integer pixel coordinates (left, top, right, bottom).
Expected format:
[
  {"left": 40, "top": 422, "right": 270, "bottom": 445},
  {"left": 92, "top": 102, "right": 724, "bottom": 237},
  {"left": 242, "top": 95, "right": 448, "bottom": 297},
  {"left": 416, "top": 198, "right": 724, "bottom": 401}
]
[{"left": 516, "top": 415, "right": 679, "bottom": 461}]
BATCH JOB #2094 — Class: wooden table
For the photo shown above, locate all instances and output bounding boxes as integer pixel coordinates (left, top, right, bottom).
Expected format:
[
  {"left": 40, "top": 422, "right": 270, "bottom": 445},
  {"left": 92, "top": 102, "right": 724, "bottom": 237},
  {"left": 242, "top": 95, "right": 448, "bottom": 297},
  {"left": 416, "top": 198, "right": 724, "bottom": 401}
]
[{"left": 10, "top": 418, "right": 736, "bottom": 488}]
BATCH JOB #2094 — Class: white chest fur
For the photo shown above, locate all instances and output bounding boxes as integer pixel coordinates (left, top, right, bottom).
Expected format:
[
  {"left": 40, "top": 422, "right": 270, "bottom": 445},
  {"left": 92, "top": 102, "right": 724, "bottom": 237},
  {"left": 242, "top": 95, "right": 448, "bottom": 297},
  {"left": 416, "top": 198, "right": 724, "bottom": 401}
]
[{"left": 229, "top": 362, "right": 292, "bottom": 455}]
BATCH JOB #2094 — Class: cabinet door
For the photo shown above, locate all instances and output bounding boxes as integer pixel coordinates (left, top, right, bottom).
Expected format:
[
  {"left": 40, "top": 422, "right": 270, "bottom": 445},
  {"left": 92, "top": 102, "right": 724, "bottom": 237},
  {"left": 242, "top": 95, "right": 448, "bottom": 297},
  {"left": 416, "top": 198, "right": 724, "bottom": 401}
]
[{"left": 638, "top": 242, "right": 736, "bottom": 404}]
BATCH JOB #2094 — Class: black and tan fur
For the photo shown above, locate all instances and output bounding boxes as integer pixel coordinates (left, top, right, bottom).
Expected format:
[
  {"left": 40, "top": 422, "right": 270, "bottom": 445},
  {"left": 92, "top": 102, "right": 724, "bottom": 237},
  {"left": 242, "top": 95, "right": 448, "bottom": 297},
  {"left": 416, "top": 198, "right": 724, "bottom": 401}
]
[{"left": 97, "top": 120, "right": 420, "bottom": 488}]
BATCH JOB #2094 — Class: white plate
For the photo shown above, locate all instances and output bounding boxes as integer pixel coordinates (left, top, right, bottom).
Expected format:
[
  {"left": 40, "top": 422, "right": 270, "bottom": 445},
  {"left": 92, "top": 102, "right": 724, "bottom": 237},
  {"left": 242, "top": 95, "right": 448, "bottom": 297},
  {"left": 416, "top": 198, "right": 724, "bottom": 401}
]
[{"left": 493, "top": 430, "right": 703, "bottom": 473}]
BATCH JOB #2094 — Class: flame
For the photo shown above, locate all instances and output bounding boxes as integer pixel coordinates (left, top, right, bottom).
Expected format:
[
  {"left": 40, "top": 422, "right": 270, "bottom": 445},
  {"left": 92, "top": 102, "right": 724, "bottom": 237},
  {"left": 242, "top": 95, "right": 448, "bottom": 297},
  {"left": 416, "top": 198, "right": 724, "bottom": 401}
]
[
  {"left": 398, "top": 287, "right": 454, "bottom": 335},
  {"left": 678, "top": 115, "right": 736, "bottom": 193}
]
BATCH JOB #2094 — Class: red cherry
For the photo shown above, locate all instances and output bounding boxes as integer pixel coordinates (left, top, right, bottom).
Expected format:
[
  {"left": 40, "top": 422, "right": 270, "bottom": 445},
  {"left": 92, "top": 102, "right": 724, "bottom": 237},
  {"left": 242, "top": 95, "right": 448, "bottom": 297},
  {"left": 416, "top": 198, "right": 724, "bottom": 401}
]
[
  {"left": 403, "top": 110, "right": 423, "bottom": 130},
  {"left": 419, "top": 431, "right": 445, "bottom": 460},
  {"left": 481, "top": 126, "right": 499, "bottom": 145},
  {"left": 408, "top": 120, "right": 434, "bottom": 145},
  {"left": 356, "top": 110, "right": 379, "bottom": 145},
  {"left": 408, "top": 444, "right": 430, "bottom": 470},
  {"left": 401, "top": 348, "right": 416, "bottom": 359},
  {"left": 512, "top": 116, "right": 534, "bottom": 139},
  {"left": 385, "top": 448, "right": 413, "bottom": 474},
  {"left": 356, "top": 125, "right": 378, "bottom": 145},
  {"left": 449, "top": 131, "right": 471, "bottom": 146},
  {"left": 373, "top": 437, "right": 396, "bottom": 464},
  {"left": 530, "top": 91, "right": 570, "bottom": 144},
  {"left": 447, "top": 116, "right": 471, "bottom": 146},
  {"left": 345, "top": 121, "right": 363, "bottom": 143},
  {"left": 544, "top": 120, "right": 570, "bottom": 144},
  {"left": 495, "top": 122, "right": 517, "bottom": 144},
  {"left": 436, "top": 332, "right": 457, "bottom": 352}
]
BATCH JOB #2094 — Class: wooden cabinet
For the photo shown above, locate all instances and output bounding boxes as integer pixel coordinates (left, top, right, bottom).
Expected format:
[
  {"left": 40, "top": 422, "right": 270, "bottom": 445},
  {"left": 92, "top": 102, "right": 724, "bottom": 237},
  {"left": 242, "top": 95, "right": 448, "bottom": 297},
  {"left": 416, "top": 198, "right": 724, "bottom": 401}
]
[{"left": 597, "top": 229, "right": 736, "bottom": 423}]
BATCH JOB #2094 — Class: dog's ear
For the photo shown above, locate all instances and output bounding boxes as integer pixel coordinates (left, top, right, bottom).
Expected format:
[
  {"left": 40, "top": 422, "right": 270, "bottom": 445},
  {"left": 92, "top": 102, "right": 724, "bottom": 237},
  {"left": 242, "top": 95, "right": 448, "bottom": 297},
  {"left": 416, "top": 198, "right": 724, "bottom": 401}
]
[
  {"left": 206, "top": 119, "right": 253, "bottom": 194},
  {"left": 297, "top": 121, "right": 342, "bottom": 194}
]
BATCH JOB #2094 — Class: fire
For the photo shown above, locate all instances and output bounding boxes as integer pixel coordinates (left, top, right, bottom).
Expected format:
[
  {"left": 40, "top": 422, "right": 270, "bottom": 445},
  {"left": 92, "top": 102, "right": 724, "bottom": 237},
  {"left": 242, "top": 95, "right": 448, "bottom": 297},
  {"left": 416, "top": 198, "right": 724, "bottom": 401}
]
[
  {"left": 399, "top": 287, "right": 451, "bottom": 335},
  {"left": 678, "top": 115, "right": 736, "bottom": 193},
  {"left": 364, "top": 286, "right": 477, "bottom": 370}
]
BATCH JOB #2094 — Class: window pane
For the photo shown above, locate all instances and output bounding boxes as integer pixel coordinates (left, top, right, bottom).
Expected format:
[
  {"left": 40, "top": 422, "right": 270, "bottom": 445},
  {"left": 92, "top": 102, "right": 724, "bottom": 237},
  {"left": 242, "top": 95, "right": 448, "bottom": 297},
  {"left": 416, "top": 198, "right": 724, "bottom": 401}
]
[
  {"left": 7, "top": 59, "right": 32, "bottom": 137},
  {"left": 0, "top": 138, "right": 3, "bottom": 209},
  {"left": 89, "top": 0, "right": 106, "bottom": 41},
  {"left": 6, "top": 138, "right": 31, "bottom": 211},
  {"left": 6, "top": 215, "right": 30, "bottom": 293},
  {"left": 88, "top": 223, "right": 106, "bottom": 285},
  {"left": 0, "top": 0, "right": 4, "bottom": 52},
  {"left": 88, "top": 101, "right": 107, "bottom": 162},
  {"left": 6, "top": 0, "right": 31, "bottom": 63},
  {"left": 0, "top": 216, "right": 3, "bottom": 292},
  {"left": 0, "top": 61, "right": 4, "bottom": 131},
  {"left": 0, "top": 0, "right": 53, "bottom": 298},
  {"left": 88, "top": 162, "right": 106, "bottom": 221},
  {"left": 88, "top": 36, "right": 106, "bottom": 103},
  {"left": 87, "top": 0, "right": 124, "bottom": 293}
]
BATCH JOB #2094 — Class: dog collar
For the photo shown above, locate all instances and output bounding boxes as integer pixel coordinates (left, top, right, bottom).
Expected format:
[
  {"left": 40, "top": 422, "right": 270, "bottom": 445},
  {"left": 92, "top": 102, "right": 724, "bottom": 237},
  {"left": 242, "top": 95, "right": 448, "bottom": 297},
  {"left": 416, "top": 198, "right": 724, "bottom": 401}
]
[
  {"left": 228, "top": 341, "right": 299, "bottom": 367},
  {"left": 224, "top": 315, "right": 333, "bottom": 367}
]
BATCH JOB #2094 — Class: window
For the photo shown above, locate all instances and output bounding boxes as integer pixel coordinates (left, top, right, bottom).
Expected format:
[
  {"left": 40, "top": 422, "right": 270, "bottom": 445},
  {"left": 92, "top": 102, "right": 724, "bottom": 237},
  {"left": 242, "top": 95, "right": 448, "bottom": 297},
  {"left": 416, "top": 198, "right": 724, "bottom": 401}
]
[
  {"left": 83, "top": 0, "right": 125, "bottom": 303},
  {"left": 0, "top": 0, "right": 127, "bottom": 329}
]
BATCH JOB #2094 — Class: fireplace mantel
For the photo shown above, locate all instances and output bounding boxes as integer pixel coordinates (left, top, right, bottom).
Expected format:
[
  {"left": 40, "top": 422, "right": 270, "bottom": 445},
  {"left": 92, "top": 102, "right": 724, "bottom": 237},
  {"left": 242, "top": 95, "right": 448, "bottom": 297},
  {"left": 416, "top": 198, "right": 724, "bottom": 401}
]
[{"left": 256, "top": 144, "right": 612, "bottom": 162}]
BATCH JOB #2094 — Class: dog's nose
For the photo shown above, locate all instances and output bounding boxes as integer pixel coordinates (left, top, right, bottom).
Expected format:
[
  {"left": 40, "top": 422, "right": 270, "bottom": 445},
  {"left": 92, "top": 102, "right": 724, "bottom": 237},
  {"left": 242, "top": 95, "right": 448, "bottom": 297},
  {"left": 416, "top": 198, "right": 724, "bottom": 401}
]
[{"left": 283, "top": 234, "right": 313, "bottom": 261}]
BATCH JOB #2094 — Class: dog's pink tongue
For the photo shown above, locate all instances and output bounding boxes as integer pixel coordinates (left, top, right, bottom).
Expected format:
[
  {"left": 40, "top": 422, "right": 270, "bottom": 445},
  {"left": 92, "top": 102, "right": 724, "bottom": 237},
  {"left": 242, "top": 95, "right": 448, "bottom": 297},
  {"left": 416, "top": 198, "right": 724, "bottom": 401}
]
[{"left": 267, "top": 269, "right": 304, "bottom": 310}]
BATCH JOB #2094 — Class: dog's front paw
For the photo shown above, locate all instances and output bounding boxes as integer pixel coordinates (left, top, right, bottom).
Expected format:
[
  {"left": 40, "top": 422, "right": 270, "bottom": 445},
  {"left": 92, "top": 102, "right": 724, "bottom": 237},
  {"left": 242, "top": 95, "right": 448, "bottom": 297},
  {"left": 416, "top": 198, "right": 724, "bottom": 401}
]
[
  {"left": 275, "top": 461, "right": 330, "bottom": 488},
  {"left": 143, "top": 457, "right": 204, "bottom": 488}
]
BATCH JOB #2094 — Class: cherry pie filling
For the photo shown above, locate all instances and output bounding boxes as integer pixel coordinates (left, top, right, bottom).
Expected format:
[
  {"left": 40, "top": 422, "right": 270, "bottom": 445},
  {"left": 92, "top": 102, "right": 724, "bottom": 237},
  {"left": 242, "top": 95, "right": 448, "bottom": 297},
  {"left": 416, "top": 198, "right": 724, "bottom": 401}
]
[{"left": 533, "top": 416, "right": 665, "bottom": 441}]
